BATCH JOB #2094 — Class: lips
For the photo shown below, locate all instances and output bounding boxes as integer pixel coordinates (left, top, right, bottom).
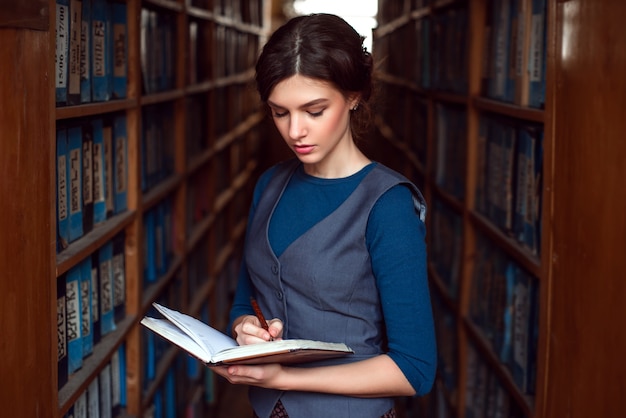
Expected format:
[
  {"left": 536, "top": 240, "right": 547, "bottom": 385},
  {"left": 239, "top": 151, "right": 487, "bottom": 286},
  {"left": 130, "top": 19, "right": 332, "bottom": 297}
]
[{"left": 294, "top": 144, "right": 315, "bottom": 154}]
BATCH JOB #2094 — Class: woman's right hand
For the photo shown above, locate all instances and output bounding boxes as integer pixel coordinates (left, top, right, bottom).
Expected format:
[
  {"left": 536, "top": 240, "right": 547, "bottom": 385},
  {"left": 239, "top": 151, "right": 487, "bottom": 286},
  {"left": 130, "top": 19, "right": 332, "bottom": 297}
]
[{"left": 232, "top": 315, "right": 284, "bottom": 345}]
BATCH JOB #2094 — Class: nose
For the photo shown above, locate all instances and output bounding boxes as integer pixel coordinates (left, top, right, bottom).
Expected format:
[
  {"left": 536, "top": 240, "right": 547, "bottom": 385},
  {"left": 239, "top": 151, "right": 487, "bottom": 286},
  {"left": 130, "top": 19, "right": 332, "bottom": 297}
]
[{"left": 288, "top": 113, "right": 306, "bottom": 140}]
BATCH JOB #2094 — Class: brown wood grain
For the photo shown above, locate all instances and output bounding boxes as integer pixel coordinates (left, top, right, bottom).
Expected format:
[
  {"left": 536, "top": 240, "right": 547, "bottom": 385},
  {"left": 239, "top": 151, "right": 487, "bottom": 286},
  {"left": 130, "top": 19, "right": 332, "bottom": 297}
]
[{"left": 547, "top": 1, "right": 626, "bottom": 417}]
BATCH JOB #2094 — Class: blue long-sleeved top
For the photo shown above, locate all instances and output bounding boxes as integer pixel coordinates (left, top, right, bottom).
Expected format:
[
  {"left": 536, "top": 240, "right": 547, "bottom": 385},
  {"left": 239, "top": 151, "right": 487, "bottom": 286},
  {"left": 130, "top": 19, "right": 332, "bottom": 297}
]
[{"left": 230, "top": 162, "right": 436, "bottom": 395}]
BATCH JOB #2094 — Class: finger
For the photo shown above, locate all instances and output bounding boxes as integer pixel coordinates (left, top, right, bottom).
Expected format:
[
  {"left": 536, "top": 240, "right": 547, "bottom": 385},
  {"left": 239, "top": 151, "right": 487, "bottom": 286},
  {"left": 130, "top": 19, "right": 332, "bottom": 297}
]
[{"left": 267, "top": 318, "right": 284, "bottom": 339}]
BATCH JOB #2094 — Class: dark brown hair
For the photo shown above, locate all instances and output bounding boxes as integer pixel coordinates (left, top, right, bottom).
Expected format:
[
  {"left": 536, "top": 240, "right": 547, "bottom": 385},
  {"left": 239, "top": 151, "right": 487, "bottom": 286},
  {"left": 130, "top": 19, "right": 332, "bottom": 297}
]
[{"left": 255, "top": 13, "right": 375, "bottom": 139}]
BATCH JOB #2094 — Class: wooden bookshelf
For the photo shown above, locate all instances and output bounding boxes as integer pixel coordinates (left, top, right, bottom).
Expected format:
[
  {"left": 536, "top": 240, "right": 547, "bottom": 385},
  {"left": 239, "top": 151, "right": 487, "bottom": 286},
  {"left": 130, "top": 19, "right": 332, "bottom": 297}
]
[
  {"left": 374, "top": 1, "right": 626, "bottom": 418},
  {"left": 0, "top": 0, "right": 271, "bottom": 417},
  {"left": 374, "top": 0, "right": 549, "bottom": 417}
]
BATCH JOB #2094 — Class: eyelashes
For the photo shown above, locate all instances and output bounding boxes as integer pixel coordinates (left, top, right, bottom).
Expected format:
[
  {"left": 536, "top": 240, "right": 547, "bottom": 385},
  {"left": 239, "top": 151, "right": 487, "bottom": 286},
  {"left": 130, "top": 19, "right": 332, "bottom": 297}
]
[{"left": 272, "top": 110, "right": 324, "bottom": 119}]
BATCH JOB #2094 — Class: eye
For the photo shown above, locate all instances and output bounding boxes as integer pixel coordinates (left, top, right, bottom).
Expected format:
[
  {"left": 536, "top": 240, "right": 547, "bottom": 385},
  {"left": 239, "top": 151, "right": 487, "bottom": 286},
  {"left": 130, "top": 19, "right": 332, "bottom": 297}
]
[
  {"left": 308, "top": 109, "right": 324, "bottom": 117},
  {"left": 272, "top": 110, "right": 288, "bottom": 118}
]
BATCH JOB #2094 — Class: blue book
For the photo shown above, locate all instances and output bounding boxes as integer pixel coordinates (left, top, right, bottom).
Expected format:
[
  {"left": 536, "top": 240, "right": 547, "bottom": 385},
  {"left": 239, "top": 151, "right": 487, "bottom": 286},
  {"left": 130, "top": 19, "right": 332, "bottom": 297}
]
[
  {"left": 112, "top": 232, "right": 126, "bottom": 322},
  {"left": 118, "top": 344, "right": 127, "bottom": 409},
  {"left": 143, "top": 209, "right": 157, "bottom": 285},
  {"left": 98, "top": 241, "right": 115, "bottom": 336},
  {"left": 113, "top": 114, "right": 127, "bottom": 213},
  {"left": 91, "top": 118, "right": 107, "bottom": 225},
  {"left": 67, "top": 0, "right": 83, "bottom": 106},
  {"left": 80, "top": 0, "right": 92, "bottom": 103},
  {"left": 90, "top": 252, "right": 101, "bottom": 345},
  {"left": 91, "top": 0, "right": 111, "bottom": 101},
  {"left": 528, "top": 0, "right": 546, "bottom": 108},
  {"left": 56, "top": 126, "right": 70, "bottom": 252},
  {"left": 68, "top": 125, "right": 84, "bottom": 242},
  {"left": 103, "top": 118, "right": 115, "bottom": 218},
  {"left": 80, "top": 256, "right": 93, "bottom": 357},
  {"left": 111, "top": 1, "right": 127, "bottom": 99},
  {"left": 164, "top": 368, "right": 176, "bottom": 418},
  {"left": 81, "top": 122, "right": 94, "bottom": 234},
  {"left": 66, "top": 265, "right": 83, "bottom": 375},
  {"left": 55, "top": 0, "right": 71, "bottom": 105},
  {"left": 57, "top": 274, "right": 69, "bottom": 389},
  {"left": 143, "top": 327, "right": 156, "bottom": 390}
]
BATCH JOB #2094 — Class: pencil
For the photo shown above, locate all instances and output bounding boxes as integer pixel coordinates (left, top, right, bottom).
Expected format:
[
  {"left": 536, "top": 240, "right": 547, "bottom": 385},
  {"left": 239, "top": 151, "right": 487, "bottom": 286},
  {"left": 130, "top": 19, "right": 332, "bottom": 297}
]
[{"left": 250, "top": 297, "right": 270, "bottom": 333}]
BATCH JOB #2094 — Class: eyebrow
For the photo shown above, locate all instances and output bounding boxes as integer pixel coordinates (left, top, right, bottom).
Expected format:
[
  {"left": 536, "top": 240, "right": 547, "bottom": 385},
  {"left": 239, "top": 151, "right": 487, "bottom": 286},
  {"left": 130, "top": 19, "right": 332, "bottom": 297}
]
[{"left": 267, "top": 98, "right": 329, "bottom": 110}]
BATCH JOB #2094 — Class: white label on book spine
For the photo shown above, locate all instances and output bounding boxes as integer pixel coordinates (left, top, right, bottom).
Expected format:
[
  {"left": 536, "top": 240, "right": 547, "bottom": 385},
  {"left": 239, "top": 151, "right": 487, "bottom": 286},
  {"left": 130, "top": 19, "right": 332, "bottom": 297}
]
[
  {"left": 58, "top": 155, "right": 68, "bottom": 220},
  {"left": 529, "top": 14, "right": 544, "bottom": 82},
  {"left": 93, "top": 142, "right": 104, "bottom": 202},
  {"left": 69, "top": 0, "right": 82, "bottom": 95},
  {"left": 80, "top": 16, "right": 90, "bottom": 81},
  {"left": 66, "top": 280, "right": 81, "bottom": 342},
  {"left": 70, "top": 147, "right": 81, "bottom": 215},
  {"left": 81, "top": 278, "right": 91, "bottom": 338},
  {"left": 83, "top": 140, "right": 93, "bottom": 204},
  {"left": 56, "top": 4, "right": 69, "bottom": 88},
  {"left": 57, "top": 295, "right": 67, "bottom": 359},
  {"left": 113, "top": 23, "right": 127, "bottom": 77},
  {"left": 112, "top": 252, "right": 125, "bottom": 307},
  {"left": 91, "top": 266, "right": 100, "bottom": 322},
  {"left": 93, "top": 20, "right": 106, "bottom": 77},
  {"left": 114, "top": 134, "right": 126, "bottom": 194},
  {"left": 101, "top": 259, "right": 112, "bottom": 313}
]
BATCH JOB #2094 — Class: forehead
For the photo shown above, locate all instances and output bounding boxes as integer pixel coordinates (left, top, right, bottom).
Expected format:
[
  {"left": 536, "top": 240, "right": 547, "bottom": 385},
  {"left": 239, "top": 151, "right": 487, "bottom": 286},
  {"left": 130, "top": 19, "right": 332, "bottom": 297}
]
[{"left": 268, "top": 75, "right": 344, "bottom": 107}]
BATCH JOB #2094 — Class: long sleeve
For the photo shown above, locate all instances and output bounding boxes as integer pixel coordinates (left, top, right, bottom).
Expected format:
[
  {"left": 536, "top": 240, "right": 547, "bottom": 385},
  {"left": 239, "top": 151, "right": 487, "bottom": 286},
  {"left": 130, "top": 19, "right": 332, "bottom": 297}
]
[{"left": 367, "top": 184, "right": 437, "bottom": 395}]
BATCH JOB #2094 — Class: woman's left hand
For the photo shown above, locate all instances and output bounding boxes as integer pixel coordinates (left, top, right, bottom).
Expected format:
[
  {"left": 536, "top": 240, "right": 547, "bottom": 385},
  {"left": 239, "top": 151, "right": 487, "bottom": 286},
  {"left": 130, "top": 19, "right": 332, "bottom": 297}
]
[{"left": 211, "top": 363, "right": 285, "bottom": 389}]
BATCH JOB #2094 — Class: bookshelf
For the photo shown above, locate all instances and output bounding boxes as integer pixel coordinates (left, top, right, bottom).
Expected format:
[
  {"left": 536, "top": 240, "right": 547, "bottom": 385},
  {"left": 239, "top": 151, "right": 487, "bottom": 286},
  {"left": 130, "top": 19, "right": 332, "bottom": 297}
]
[
  {"left": 373, "top": 0, "right": 549, "bottom": 417},
  {"left": 373, "top": 1, "right": 626, "bottom": 417},
  {"left": 0, "top": 0, "right": 270, "bottom": 417}
]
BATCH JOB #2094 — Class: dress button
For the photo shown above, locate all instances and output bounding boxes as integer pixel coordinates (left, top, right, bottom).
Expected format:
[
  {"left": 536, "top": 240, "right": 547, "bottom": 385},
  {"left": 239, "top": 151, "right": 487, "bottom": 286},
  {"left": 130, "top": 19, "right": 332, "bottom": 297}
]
[
  {"left": 275, "top": 291, "right": 283, "bottom": 300},
  {"left": 271, "top": 264, "right": 279, "bottom": 274}
]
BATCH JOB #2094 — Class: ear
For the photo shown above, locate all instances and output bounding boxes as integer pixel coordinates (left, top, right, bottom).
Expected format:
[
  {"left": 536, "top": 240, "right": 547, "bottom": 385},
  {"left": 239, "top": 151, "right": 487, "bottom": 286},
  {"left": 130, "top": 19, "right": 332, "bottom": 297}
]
[{"left": 348, "top": 94, "right": 361, "bottom": 111}]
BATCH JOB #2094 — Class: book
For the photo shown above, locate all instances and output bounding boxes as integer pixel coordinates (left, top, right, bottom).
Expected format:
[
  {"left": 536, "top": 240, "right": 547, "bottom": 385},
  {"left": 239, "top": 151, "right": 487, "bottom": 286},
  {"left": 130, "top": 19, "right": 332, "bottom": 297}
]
[
  {"left": 112, "top": 232, "right": 125, "bottom": 322},
  {"left": 91, "top": 118, "right": 107, "bottom": 225},
  {"left": 98, "top": 240, "right": 115, "bottom": 335},
  {"left": 80, "top": 0, "right": 91, "bottom": 103},
  {"left": 141, "top": 303, "right": 355, "bottom": 366},
  {"left": 67, "top": 0, "right": 83, "bottom": 105},
  {"left": 68, "top": 124, "right": 84, "bottom": 242},
  {"left": 56, "top": 126, "right": 70, "bottom": 252},
  {"left": 81, "top": 121, "right": 94, "bottom": 235},
  {"left": 90, "top": 252, "right": 101, "bottom": 344},
  {"left": 112, "top": 113, "right": 127, "bottom": 214},
  {"left": 66, "top": 264, "right": 83, "bottom": 374},
  {"left": 55, "top": 0, "right": 71, "bottom": 105},
  {"left": 91, "top": 0, "right": 110, "bottom": 102},
  {"left": 111, "top": 1, "right": 127, "bottom": 99},
  {"left": 57, "top": 273, "right": 68, "bottom": 389},
  {"left": 80, "top": 256, "right": 93, "bottom": 357}
]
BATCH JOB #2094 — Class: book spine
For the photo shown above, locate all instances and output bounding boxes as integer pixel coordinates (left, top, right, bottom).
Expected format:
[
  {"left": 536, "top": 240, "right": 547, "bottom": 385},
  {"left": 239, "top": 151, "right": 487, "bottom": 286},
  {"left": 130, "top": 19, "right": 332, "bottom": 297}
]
[
  {"left": 91, "top": 252, "right": 101, "bottom": 344},
  {"left": 528, "top": 0, "right": 546, "bottom": 108},
  {"left": 74, "top": 391, "right": 88, "bottom": 417},
  {"left": 67, "top": 0, "right": 83, "bottom": 105},
  {"left": 99, "top": 364, "right": 112, "bottom": 418},
  {"left": 56, "top": 126, "right": 70, "bottom": 252},
  {"left": 91, "top": 0, "right": 111, "bottom": 102},
  {"left": 66, "top": 264, "right": 83, "bottom": 375},
  {"left": 87, "top": 374, "right": 100, "bottom": 418},
  {"left": 56, "top": 0, "right": 71, "bottom": 105},
  {"left": 110, "top": 348, "right": 121, "bottom": 416},
  {"left": 57, "top": 273, "right": 69, "bottom": 389},
  {"left": 92, "top": 118, "right": 107, "bottom": 225},
  {"left": 99, "top": 240, "right": 115, "bottom": 335},
  {"left": 80, "top": 0, "right": 92, "bottom": 103},
  {"left": 112, "top": 232, "right": 126, "bottom": 322},
  {"left": 82, "top": 121, "right": 94, "bottom": 235},
  {"left": 68, "top": 125, "right": 84, "bottom": 243},
  {"left": 113, "top": 113, "right": 128, "bottom": 213},
  {"left": 80, "top": 256, "right": 93, "bottom": 357},
  {"left": 111, "top": 1, "right": 128, "bottom": 99},
  {"left": 103, "top": 119, "right": 115, "bottom": 218}
]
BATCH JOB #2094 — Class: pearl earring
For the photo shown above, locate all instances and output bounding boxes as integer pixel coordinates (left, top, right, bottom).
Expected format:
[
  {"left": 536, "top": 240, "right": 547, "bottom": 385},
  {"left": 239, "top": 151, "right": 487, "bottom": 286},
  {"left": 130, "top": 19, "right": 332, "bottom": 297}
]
[{"left": 352, "top": 104, "right": 359, "bottom": 111}]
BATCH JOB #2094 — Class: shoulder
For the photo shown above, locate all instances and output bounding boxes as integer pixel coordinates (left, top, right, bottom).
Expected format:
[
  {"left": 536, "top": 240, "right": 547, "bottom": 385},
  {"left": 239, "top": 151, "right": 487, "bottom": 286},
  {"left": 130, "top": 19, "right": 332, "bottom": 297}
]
[
  {"left": 253, "top": 159, "right": 300, "bottom": 203},
  {"left": 370, "top": 163, "right": 427, "bottom": 222}
]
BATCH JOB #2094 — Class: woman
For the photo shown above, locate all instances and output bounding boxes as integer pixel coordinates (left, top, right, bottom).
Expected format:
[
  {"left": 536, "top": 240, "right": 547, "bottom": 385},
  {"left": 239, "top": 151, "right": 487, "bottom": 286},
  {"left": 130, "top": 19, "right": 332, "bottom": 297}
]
[{"left": 212, "top": 13, "right": 436, "bottom": 418}]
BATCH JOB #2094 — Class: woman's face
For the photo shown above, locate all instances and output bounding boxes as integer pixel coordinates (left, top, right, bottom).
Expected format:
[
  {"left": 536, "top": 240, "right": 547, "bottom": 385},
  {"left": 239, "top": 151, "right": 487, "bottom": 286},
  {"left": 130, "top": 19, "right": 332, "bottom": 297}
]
[{"left": 267, "top": 75, "right": 359, "bottom": 176}]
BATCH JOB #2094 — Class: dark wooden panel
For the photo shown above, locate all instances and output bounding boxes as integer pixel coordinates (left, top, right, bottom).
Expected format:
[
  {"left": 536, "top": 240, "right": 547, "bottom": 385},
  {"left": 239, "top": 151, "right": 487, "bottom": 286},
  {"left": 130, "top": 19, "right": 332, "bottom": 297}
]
[
  {"left": 548, "top": 1, "right": 626, "bottom": 417},
  {"left": 0, "top": 26, "right": 55, "bottom": 417}
]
